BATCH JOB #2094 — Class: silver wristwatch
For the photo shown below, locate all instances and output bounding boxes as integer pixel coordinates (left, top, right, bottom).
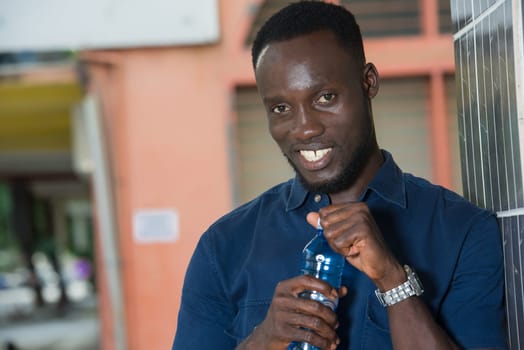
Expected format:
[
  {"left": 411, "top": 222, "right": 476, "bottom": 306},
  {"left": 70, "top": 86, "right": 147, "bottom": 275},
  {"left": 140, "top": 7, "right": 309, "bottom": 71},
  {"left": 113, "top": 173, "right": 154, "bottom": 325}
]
[{"left": 375, "top": 265, "right": 424, "bottom": 307}]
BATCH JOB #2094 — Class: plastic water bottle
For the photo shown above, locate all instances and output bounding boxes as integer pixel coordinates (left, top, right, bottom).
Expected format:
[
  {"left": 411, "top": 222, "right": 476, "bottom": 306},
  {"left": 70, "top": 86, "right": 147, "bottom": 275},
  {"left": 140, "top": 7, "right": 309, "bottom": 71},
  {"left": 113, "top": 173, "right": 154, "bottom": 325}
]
[{"left": 288, "top": 220, "right": 345, "bottom": 350}]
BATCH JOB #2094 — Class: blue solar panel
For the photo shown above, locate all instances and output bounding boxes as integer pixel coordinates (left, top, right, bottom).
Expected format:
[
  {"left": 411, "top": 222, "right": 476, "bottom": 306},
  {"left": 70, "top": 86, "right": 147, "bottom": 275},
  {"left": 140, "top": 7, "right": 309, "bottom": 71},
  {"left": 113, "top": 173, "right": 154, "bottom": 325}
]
[{"left": 451, "top": 1, "right": 524, "bottom": 348}]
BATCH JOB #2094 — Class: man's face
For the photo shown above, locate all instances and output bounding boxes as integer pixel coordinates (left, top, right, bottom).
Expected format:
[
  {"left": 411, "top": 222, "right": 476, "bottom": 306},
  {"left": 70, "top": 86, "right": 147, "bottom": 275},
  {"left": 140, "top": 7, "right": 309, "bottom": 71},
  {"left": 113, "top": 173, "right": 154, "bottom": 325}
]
[{"left": 255, "top": 30, "right": 379, "bottom": 194}]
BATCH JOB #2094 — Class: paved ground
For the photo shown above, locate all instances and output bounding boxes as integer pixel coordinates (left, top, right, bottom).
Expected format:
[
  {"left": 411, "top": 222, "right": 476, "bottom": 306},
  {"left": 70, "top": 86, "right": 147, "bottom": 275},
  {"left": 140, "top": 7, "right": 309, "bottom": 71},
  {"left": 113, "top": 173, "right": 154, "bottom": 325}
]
[{"left": 0, "top": 288, "right": 99, "bottom": 350}]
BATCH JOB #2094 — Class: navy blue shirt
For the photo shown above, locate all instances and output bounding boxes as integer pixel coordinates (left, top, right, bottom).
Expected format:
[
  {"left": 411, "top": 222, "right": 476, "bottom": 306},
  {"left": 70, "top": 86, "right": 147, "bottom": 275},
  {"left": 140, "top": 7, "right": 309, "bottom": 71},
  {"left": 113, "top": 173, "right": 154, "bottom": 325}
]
[{"left": 173, "top": 151, "right": 506, "bottom": 349}]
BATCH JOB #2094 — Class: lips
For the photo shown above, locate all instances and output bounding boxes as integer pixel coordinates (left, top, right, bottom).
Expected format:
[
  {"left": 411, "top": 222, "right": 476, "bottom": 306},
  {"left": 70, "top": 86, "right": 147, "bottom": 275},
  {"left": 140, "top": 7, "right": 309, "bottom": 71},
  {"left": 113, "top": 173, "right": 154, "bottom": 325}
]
[{"left": 297, "top": 147, "right": 333, "bottom": 170}]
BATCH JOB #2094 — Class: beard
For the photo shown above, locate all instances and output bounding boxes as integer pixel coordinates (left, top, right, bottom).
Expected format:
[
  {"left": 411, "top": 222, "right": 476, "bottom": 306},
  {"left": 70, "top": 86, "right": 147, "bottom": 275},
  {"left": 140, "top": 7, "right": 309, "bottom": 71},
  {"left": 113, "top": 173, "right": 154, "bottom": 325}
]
[{"left": 287, "top": 117, "right": 376, "bottom": 195}]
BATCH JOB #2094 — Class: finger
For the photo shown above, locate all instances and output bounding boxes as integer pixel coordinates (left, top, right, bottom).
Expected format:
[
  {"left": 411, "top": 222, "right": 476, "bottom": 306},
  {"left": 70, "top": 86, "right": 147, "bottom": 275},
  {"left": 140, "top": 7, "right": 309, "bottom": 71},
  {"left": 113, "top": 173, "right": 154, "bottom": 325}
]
[
  {"left": 318, "top": 202, "right": 358, "bottom": 217},
  {"left": 290, "top": 297, "right": 339, "bottom": 327},
  {"left": 306, "top": 212, "right": 319, "bottom": 228},
  {"left": 320, "top": 202, "right": 371, "bottom": 225},
  {"left": 283, "top": 299, "right": 339, "bottom": 346},
  {"left": 288, "top": 275, "right": 340, "bottom": 300},
  {"left": 288, "top": 316, "right": 339, "bottom": 349},
  {"left": 329, "top": 219, "right": 366, "bottom": 247},
  {"left": 271, "top": 293, "right": 339, "bottom": 339},
  {"left": 270, "top": 291, "right": 339, "bottom": 345},
  {"left": 287, "top": 325, "right": 338, "bottom": 350},
  {"left": 339, "top": 285, "right": 348, "bottom": 298}
]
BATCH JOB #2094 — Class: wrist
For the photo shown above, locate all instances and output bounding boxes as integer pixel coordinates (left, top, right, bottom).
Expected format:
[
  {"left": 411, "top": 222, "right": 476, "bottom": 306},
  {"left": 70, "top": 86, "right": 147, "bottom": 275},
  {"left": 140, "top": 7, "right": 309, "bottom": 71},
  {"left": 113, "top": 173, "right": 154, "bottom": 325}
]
[
  {"left": 375, "top": 265, "right": 424, "bottom": 307},
  {"left": 373, "top": 262, "right": 406, "bottom": 292},
  {"left": 237, "top": 326, "right": 261, "bottom": 350},
  {"left": 242, "top": 325, "right": 271, "bottom": 350}
]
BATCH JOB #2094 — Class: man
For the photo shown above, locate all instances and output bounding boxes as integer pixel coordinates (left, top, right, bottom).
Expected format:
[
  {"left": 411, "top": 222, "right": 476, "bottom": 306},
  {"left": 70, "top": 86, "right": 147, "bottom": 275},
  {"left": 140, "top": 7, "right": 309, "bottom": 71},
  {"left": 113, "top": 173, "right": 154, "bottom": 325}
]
[{"left": 173, "top": 2, "right": 506, "bottom": 349}]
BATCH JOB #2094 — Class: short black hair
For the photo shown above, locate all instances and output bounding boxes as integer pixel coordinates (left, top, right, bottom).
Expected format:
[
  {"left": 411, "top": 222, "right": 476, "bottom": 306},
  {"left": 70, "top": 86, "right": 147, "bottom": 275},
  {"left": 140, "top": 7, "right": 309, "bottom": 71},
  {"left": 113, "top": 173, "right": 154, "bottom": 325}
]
[{"left": 251, "top": 1, "right": 365, "bottom": 69}]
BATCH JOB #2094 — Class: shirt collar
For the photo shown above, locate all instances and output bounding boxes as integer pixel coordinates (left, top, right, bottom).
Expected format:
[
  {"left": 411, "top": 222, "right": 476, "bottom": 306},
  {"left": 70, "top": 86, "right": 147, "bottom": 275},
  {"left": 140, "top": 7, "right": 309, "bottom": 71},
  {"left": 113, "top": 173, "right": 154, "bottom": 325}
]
[
  {"left": 366, "top": 150, "right": 406, "bottom": 208},
  {"left": 285, "top": 149, "right": 406, "bottom": 211},
  {"left": 286, "top": 177, "right": 309, "bottom": 211}
]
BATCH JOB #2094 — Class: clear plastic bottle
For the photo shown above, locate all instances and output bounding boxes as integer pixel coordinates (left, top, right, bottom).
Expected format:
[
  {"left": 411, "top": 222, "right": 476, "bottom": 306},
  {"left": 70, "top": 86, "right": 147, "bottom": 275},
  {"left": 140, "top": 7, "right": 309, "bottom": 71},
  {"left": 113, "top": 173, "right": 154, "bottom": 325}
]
[{"left": 288, "top": 221, "right": 345, "bottom": 350}]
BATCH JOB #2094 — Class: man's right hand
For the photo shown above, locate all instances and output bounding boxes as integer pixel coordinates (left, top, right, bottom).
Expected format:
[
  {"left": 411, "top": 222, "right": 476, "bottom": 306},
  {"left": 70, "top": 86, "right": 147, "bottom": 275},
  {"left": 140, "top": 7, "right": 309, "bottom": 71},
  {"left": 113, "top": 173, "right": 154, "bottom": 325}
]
[{"left": 237, "top": 274, "right": 345, "bottom": 350}]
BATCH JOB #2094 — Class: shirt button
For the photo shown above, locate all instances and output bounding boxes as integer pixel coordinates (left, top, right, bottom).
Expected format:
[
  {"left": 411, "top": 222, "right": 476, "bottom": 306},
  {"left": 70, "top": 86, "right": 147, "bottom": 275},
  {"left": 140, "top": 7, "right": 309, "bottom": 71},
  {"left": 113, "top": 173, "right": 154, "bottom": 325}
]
[{"left": 314, "top": 194, "right": 322, "bottom": 203}]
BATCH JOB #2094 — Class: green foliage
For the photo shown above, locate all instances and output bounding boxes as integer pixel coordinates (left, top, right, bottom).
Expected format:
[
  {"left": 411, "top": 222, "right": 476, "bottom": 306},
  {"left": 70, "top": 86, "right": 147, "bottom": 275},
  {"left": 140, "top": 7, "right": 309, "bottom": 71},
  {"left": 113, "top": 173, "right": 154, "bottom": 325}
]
[
  {"left": 0, "top": 182, "right": 13, "bottom": 250},
  {"left": 0, "top": 182, "right": 18, "bottom": 271}
]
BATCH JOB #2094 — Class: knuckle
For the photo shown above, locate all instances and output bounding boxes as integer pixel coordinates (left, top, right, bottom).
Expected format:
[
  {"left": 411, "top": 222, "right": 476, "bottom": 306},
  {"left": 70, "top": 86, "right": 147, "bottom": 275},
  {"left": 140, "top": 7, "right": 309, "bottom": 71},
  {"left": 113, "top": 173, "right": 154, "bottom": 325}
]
[
  {"left": 310, "top": 300, "right": 322, "bottom": 312},
  {"left": 356, "top": 202, "right": 367, "bottom": 210},
  {"left": 311, "top": 317, "right": 322, "bottom": 330},
  {"left": 275, "top": 281, "right": 283, "bottom": 291},
  {"left": 303, "top": 330, "right": 313, "bottom": 343}
]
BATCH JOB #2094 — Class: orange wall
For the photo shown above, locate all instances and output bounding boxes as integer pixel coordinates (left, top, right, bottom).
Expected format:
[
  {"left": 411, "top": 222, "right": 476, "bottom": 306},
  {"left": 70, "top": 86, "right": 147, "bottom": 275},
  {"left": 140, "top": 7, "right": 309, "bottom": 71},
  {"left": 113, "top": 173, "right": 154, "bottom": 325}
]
[
  {"left": 121, "top": 47, "right": 233, "bottom": 349},
  {"left": 84, "top": 45, "right": 234, "bottom": 349},
  {"left": 82, "top": 0, "right": 455, "bottom": 349},
  {"left": 82, "top": 1, "right": 256, "bottom": 348}
]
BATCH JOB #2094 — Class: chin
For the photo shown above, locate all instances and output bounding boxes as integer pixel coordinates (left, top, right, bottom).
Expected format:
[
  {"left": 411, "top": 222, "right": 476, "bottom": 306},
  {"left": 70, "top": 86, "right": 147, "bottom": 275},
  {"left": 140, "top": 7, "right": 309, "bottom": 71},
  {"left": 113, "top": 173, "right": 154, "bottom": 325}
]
[
  {"left": 296, "top": 164, "right": 363, "bottom": 194},
  {"left": 286, "top": 157, "right": 358, "bottom": 194},
  {"left": 298, "top": 174, "right": 345, "bottom": 194}
]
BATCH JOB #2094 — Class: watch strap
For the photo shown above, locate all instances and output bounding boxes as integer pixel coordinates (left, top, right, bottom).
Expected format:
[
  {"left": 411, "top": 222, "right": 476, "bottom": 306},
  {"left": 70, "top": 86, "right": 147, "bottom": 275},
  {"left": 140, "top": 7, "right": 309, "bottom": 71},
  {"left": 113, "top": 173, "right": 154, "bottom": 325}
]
[{"left": 375, "top": 265, "right": 424, "bottom": 307}]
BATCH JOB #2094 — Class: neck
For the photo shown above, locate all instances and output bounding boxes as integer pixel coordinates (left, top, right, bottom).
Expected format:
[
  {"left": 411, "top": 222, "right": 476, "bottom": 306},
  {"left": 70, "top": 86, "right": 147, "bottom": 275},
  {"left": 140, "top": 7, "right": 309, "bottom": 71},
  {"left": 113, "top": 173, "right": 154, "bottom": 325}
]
[{"left": 328, "top": 147, "right": 384, "bottom": 204}]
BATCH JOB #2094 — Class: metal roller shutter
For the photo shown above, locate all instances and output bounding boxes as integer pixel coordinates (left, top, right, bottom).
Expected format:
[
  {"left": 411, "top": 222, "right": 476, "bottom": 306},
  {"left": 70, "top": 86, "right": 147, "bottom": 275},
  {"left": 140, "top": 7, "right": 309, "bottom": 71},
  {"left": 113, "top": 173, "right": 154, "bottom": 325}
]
[
  {"left": 245, "top": 0, "right": 421, "bottom": 45},
  {"left": 373, "top": 77, "right": 431, "bottom": 180}
]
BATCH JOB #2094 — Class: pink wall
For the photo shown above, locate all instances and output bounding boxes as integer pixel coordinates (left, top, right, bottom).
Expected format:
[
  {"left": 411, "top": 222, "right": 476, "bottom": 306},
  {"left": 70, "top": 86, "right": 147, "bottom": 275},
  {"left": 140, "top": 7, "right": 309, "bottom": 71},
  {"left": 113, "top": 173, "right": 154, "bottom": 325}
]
[
  {"left": 81, "top": 1, "right": 256, "bottom": 348},
  {"left": 84, "top": 45, "right": 234, "bottom": 349},
  {"left": 122, "top": 48, "right": 233, "bottom": 349}
]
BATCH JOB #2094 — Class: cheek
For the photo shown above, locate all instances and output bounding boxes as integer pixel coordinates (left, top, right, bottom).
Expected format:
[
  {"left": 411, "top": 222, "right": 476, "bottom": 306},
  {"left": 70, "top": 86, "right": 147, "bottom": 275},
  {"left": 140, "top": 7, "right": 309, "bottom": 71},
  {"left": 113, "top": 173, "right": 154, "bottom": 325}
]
[{"left": 269, "top": 119, "right": 290, "bottom": 143}]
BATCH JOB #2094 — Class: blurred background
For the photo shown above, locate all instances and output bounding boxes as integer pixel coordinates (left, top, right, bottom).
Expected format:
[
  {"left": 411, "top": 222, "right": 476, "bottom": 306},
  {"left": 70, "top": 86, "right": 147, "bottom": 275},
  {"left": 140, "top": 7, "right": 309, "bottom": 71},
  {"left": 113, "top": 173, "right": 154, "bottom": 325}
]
[{"left": 0, "top": 0, "right": 522, "bottom": 349}]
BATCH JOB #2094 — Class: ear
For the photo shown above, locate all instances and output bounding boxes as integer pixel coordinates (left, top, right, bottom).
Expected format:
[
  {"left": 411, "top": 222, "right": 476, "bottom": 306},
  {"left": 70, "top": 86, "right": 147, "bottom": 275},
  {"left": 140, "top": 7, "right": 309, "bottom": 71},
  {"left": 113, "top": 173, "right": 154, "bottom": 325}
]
[{"left": 362, "top": 63, "right": 379, "bottom": 98}]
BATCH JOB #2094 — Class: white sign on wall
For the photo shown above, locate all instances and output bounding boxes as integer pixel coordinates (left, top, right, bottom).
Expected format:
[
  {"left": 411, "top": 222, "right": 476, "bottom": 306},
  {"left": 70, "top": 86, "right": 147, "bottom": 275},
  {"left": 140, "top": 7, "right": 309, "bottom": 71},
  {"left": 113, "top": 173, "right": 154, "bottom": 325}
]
[
  {"left": 0, "top": 0, "right": 220, "bottom": 51},
  {"left": 133, "top": 209, "right": 180, "bottom": 244}
]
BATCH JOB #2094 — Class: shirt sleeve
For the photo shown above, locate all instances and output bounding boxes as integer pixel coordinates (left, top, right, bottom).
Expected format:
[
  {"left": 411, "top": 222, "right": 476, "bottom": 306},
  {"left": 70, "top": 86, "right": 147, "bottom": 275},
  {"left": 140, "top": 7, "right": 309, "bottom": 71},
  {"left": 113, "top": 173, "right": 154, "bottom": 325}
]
[
  {"left": 172, "top": 231, "right": 237, "bottom": 350},
  {"left": 439, "top": 212, "right": 507, "bottom": 349}
]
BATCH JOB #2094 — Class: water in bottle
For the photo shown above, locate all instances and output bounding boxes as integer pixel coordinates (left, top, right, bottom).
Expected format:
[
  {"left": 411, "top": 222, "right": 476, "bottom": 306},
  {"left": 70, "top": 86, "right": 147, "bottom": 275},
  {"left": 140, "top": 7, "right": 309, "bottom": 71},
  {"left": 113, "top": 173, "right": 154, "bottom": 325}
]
[{"left": 288, "top": 220, "right": 345, "bottom": 350}]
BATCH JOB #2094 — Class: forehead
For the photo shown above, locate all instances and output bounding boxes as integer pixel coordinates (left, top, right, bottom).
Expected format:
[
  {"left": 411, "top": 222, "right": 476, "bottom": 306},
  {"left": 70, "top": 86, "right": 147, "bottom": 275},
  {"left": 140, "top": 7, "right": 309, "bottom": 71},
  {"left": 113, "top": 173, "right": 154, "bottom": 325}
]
[{"left": 255, "top": 31, "right": 357, "bottom": 87}]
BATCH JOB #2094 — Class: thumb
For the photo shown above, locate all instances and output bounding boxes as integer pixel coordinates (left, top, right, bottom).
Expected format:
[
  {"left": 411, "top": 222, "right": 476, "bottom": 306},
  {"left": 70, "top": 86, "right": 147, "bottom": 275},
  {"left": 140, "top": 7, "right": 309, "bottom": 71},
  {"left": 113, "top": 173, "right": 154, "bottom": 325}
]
[{"left": 306, "top": 212, "right": 319, "bottom": 228}]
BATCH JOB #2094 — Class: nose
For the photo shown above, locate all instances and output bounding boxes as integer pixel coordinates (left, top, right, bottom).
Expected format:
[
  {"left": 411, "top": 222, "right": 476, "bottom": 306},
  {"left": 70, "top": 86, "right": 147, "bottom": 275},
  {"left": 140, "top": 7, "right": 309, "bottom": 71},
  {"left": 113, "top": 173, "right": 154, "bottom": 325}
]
[{"left": 290, "top": 106, "right": 324, "bottom": 141}]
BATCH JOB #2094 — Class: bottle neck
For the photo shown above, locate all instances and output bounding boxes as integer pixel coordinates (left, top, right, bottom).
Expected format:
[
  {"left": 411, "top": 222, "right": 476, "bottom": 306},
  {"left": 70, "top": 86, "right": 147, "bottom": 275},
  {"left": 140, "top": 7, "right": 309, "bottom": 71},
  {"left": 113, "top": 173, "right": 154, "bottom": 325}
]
[{"left": 316, "top": 227, "right": 325, "bottom": 240}]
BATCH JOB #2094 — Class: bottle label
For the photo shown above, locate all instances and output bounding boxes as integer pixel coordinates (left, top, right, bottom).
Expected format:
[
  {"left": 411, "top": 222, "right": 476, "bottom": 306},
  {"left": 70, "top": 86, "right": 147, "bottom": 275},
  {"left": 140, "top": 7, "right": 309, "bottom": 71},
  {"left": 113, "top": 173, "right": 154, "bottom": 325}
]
[{"left": 298, "top": 290, "right": 338, "bottom": 311}]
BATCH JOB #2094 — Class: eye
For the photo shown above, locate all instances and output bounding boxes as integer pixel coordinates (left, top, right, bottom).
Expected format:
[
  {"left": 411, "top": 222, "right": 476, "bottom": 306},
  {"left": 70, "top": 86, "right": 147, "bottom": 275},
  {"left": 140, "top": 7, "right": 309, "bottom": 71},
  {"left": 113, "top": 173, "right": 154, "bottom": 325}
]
[
  {"left": 317, "top": 93, "right": 336, "bottom": 104},
  {"left": 271, "top": 104, "right": 290, "bottom": 114}
]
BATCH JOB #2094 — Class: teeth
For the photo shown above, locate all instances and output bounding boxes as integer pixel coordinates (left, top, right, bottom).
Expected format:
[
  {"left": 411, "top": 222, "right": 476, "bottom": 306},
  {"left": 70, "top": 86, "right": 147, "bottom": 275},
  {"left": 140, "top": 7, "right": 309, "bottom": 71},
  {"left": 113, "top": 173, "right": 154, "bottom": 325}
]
[{"left": 300, "top": 148, "right": 331, "bottom": 162}]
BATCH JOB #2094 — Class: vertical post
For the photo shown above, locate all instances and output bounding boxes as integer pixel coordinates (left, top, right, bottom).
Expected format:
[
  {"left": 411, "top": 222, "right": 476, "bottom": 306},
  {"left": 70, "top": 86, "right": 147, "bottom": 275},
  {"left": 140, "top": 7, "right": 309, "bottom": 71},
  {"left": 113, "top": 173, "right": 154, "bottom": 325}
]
[
  {"left": 422, "top": 0, "right": 453, "bottom": 187},
  {"left": 79, "top": 95, "right": 128, "bottom": 350},
  {"left": 429, "top": 71, "right": 453, "bottom": 188},
  {"left": 513, "top": 0, "right": 524, "bottom": 190},
  {"left": 421, "top": 0, "right": 439, "bottom": 37}
]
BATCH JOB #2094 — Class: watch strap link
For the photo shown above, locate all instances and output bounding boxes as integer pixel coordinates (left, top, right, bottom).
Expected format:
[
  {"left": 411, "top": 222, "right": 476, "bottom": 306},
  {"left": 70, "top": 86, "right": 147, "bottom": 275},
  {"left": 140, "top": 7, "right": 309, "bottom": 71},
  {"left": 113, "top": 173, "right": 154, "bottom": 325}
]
[{"left": 375, "top": 265, "right": 424, "bottom": 307}]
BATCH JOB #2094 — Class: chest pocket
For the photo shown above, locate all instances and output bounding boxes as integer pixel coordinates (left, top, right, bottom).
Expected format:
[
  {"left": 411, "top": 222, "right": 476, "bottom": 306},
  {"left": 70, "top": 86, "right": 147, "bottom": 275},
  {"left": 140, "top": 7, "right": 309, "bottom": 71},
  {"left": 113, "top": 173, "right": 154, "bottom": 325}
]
[
  {"left": 361, "top": 293, "right": 393, "bottom": 349},
  {"left": 226, "top": 299, "right": 272, "bottom": 343}
]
